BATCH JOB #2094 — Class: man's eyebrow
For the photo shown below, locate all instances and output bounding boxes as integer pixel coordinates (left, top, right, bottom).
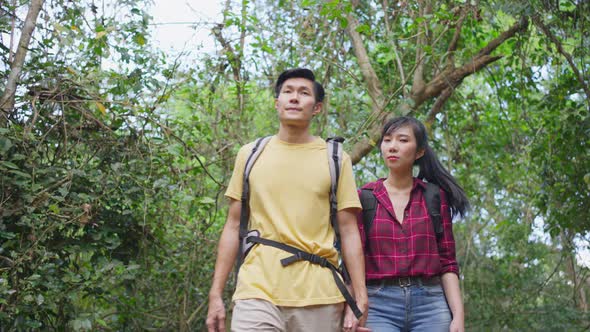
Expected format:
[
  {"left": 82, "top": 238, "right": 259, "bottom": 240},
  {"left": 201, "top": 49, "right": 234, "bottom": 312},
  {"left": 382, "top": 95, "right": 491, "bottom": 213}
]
[{"left": 282, "top": 84, "right": 311, "bottom": 90}]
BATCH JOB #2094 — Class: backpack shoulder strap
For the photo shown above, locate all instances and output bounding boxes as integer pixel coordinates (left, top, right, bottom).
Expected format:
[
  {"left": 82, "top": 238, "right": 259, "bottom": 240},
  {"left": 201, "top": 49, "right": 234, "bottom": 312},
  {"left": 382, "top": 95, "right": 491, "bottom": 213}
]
[
  {"left": 359, "top": 188, "right": 377, "bottom": 243},
  {"left": 237, "top": 136, "right": 272, "bottom": 268},
  {"left": 424, "top": 182, "right": 443, "bottom": 238},
  {"left": 326, "top": 136, "right": 344, "bottom": 246}
]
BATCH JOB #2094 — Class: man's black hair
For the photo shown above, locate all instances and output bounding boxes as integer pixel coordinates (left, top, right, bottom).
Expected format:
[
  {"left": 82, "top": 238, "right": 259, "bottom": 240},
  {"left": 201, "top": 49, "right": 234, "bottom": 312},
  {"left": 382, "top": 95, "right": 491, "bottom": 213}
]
[{"left": 274, "top": 68, "right": 325, "bottom": 103}]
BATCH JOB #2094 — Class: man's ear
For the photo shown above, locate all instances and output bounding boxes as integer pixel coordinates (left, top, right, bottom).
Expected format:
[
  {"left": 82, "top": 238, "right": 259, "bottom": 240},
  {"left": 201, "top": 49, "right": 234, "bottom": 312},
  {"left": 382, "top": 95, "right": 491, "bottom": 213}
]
[{"left": 312, "top": 102, "right": 323, "bottom": 116}]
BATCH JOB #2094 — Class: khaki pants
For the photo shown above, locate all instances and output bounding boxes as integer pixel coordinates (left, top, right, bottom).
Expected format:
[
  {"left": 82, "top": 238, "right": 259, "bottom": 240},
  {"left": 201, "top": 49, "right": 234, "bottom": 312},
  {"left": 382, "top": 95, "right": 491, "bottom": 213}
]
[{"left": 231, "top": 299, "right": 344, "bottom": 332}]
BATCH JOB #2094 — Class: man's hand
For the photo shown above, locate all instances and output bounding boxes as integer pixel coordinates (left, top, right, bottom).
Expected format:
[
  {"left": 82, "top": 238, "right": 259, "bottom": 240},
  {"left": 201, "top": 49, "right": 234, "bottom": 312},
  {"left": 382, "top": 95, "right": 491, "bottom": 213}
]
[
  {"left": 206, "top": 199, "right": 241, "bottom": 331},
  {"left": 206, "top": 294, "right": 226, "bottom": 332}
]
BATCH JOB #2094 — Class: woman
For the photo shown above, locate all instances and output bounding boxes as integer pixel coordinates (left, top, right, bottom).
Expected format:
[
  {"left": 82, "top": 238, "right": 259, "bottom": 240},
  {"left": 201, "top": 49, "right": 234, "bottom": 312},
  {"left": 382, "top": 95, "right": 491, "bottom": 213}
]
[{"left": 358, "top": 116, "right": 468, "bottom": 332}]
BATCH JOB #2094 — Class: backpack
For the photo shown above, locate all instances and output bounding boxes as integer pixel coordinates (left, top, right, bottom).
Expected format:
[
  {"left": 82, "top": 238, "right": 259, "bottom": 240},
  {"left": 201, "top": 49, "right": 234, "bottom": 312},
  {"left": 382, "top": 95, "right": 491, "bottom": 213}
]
[
  {"left": 359, "top": 182, "right": 443, "bottom": 245},
  {"left": 236, "top": 135, "right": 362, "bottom": 319}
]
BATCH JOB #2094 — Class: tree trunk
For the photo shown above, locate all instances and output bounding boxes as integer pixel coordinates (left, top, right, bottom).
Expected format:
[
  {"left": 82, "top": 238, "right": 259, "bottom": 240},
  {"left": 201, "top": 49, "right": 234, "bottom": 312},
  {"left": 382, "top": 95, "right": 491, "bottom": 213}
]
[{"left": 0, "top": 0, "right": 44, "bottom": 127}]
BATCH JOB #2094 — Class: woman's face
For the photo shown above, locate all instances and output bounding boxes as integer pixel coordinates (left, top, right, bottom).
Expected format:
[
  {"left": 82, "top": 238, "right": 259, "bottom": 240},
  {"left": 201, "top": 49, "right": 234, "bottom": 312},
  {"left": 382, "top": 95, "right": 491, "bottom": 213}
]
[{"left": 380, "top": 125, "right": 424, "bottom": 172}]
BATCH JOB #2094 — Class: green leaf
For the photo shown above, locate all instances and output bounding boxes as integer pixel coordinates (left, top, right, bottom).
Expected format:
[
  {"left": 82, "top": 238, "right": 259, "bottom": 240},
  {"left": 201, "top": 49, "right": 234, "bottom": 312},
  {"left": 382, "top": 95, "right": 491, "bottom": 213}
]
[
  {"left": 199, "top": 197, "right": 215, "bottom": 205},
  {"left": 355, "top": 24, "right": 371, "bottom": 35},
  {"left": 96, "top": 31, "right": 108, "bottom": 39},
  {"left": 0, "top": 137, "right": 12, "bottom": 154},
  {"left": 133, "top": 33, "right": 146, "bottom": 46},
  {"left": 9, "top": 169, "right": 31, "bottom": 178},
  {"left": 49, "top": 204, "right": 60, "bottom": 214},
  {"left": 0, "top": 231, "right": 16, "bottom": 239},
  {"left": 1, "top": 161, "right": 19, "bottom": 170}
]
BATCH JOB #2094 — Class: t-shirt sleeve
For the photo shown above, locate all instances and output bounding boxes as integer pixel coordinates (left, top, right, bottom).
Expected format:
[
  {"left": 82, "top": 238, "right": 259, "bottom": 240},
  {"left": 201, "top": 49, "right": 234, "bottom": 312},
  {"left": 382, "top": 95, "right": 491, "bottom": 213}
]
[
  {"left": 336, "top": 152, "right": 362, "bottom": 211},
  {"left": 224, "top": 144, "right": 251, "bottom": 201}
]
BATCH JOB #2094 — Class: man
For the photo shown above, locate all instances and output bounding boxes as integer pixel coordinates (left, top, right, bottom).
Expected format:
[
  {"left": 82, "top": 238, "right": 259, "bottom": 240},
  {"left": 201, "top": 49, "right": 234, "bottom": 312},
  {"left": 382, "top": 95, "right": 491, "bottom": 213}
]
[{"left": 206, "top": 68, "right": 368, "bottom": 332}]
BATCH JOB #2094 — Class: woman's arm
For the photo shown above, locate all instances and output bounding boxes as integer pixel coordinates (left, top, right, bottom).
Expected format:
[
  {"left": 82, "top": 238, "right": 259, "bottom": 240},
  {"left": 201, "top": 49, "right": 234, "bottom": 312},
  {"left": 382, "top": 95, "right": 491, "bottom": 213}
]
[{"left": 441, "top": 272, "right": 464, "bottom": 332}]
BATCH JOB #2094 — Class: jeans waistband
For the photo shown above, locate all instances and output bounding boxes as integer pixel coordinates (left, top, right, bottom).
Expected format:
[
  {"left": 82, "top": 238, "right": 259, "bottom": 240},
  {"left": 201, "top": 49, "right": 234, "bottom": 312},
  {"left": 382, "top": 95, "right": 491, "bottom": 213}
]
[{"left": 366, "top": 276, "right": 441, "bottom": 287}]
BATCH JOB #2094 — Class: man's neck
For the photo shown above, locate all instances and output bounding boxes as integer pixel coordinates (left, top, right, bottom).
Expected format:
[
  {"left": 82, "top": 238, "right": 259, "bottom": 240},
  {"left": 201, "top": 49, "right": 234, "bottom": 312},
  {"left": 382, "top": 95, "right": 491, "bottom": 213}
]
[{"left": 277, "top": 123, "right": 315, "bottom": 144}]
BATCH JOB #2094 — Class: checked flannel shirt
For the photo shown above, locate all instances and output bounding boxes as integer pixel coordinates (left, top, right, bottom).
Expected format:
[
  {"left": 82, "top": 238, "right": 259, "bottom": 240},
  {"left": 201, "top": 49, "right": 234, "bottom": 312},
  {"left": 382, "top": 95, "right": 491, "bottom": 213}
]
[{"left": 357, "top": 178, "right": 459, "bottom": 281}]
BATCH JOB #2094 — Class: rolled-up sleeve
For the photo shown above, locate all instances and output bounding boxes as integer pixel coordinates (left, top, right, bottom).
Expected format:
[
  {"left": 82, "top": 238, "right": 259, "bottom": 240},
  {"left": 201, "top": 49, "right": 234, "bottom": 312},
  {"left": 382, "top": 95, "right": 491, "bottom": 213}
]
[{"left": 437, "top": 189, "right": 459, "bottom": 276}]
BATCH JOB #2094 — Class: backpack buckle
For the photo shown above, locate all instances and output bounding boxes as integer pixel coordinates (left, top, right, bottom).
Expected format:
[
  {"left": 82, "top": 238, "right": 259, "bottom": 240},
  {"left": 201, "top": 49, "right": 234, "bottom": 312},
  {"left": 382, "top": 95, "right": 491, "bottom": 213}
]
[{"left": 242, "top": 229, "right": 260, "bottom": 256}]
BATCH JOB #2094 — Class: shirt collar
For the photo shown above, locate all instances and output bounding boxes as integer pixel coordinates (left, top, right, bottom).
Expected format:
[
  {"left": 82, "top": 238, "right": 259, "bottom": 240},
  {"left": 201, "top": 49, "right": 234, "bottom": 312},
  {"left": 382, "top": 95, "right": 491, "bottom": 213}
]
[{"left": 369, "top": 177, "right": 426, "bottom": 194}]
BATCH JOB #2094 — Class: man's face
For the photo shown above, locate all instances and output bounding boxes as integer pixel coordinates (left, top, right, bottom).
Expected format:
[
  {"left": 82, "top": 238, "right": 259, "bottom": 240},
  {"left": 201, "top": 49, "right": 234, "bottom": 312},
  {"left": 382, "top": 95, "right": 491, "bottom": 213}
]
[{"left": 275, "top": 77, "right": 321, "bottom": 125}]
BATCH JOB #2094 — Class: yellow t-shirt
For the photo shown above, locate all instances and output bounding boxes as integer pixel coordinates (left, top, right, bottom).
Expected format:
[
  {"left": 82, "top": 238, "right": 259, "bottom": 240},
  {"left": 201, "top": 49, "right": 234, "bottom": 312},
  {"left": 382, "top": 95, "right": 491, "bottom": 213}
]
[{"left": 225, "top": 136, "right": 361, "bottom": 307}]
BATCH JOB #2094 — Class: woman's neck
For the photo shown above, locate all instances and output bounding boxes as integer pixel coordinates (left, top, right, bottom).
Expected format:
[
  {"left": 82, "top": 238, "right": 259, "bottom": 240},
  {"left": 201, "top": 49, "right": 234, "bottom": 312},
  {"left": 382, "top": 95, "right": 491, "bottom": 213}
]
[{"left": 384, "top": 171, "right": 414, "bottom": 191}]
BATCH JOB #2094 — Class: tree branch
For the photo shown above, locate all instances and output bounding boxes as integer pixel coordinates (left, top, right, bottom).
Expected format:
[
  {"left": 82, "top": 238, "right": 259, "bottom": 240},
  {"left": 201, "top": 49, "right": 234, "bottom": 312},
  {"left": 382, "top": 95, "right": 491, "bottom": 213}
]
[
  {"left": 345, "top": 13, "right": 384, "bottom": 112},
  {"left": 532, "top": 15, "right": 590, "bottom": 104},
  {"left": 345, "top": 10, "right": 390, "bottom": 164},
  {"left": 411, "top": 0, "right": 430, "bottom": 97},
  {"left": 426, "top": 86, "right": 453, "bottom": 125},
  {"left": 416, "top": 54, "right": 503, "bottom": 106},
  {"left": 213, "top": 8, "right": 245, "bottom": 115},
  {"left": 477, "top": 16, "right": 529, "bottom": 57},
  {"left": 415, "top": 16, "right": 528, "bottom": 106},
  {"left": 0, "top": 0, "right": 44, "bottom": 126},
  {"left": 348, "top": 16, "right": 529, "bottom": 164},
  {"left": 447, "top": 8, "right": 468, "bottom": 67}
]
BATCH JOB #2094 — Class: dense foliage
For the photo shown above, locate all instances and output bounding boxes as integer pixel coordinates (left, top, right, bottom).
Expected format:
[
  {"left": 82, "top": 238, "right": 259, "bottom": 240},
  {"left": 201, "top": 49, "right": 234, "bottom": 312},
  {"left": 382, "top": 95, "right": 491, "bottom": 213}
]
[{"left": 1, "top": 0, "right": 589, "bottom": 330}]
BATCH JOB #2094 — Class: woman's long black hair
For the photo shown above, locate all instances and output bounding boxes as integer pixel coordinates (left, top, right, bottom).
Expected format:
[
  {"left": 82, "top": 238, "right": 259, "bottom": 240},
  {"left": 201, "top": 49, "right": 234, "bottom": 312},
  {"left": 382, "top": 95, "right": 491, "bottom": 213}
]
[{"left": 379, "top": 116, "right": 470, "bottom": 218}]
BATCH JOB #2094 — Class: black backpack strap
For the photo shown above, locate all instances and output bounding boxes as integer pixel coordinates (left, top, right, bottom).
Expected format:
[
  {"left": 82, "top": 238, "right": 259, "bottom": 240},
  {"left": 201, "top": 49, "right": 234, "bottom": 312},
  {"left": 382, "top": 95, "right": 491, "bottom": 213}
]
[
  {"left": 424, "top": 182, "right": 443, "bottom": 238},
  {"left": 248, "top": 236, "right": 363, "bottom": 319},
  {"left": 237, "top": 136, "right": 272, "bottom": 269},
  {"left": 361, "top": 183, "right": 442, "bottom": 245},
  {"left": 359, "top": 188, "right": 377, "bottom": 244}
]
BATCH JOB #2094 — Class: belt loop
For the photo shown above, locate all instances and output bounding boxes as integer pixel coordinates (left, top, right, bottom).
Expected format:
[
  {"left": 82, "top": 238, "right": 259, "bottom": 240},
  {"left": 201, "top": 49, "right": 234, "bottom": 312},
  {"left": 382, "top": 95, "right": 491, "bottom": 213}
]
[
  {"left": 417, "top": 277, "right": 424, "bottom": 287},
  {"left": 398, "top": 277, "right": 412, "bottom": 288}
]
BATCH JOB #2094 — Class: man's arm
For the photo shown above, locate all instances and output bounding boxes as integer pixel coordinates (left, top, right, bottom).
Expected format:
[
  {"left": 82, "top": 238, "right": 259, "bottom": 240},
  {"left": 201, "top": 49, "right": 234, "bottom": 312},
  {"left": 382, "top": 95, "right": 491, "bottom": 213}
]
[
  {"left": 206, "top": 199, "right": 241, "bottom": 332},
  {"left": 338, "top": 207, "right": 369, "bottom": 331}
]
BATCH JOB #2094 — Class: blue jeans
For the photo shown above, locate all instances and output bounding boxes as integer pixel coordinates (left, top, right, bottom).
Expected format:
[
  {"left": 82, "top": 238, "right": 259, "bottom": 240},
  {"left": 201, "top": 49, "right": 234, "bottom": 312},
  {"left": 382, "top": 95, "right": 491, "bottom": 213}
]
[{"left": 366, "top": 281, "right": 451, "bottom": 332}]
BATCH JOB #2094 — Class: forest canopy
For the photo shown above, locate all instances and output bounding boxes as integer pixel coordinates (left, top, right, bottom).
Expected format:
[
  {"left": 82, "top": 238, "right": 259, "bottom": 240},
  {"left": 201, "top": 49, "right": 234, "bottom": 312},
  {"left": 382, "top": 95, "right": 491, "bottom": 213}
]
[{"left": 1, "top": 0, "right": 589, "bottom": 330}]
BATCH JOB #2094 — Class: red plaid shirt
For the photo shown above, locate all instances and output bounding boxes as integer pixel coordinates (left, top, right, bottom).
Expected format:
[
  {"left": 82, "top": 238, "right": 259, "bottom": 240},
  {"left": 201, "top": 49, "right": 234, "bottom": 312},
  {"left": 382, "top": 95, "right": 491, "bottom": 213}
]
[{"left": 357, "top": 178, "right": 459, "bottom": 280}]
